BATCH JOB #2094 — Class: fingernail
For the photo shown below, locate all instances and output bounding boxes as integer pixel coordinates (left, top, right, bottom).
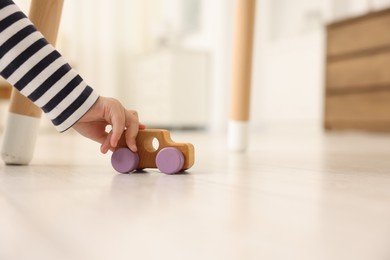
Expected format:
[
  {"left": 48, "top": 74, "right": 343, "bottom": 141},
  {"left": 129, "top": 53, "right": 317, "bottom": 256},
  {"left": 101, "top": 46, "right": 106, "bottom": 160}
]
[{"left": 131, "top": 145, "right": 137, "bottom": 152}]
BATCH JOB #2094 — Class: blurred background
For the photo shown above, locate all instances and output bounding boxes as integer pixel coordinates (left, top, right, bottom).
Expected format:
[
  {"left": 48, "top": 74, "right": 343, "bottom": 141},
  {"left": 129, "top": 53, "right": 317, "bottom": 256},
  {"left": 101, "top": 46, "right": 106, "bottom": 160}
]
[{"left": 6, "top": 0, "right": 390, "bottom": 133}]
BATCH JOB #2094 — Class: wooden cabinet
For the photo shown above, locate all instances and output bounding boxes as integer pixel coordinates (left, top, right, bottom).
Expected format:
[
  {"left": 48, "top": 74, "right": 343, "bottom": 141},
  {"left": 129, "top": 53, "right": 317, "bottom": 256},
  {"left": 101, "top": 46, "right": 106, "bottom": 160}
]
[{"left": 325, "top": 8, "right": 390, "bottom": 132}]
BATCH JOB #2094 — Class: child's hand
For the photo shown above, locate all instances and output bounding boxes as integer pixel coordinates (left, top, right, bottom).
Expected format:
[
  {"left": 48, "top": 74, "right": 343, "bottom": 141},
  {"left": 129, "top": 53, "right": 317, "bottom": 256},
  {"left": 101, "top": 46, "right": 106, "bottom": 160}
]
[{"left": 72, "top": 96, "right": 145, "bottom": 154}]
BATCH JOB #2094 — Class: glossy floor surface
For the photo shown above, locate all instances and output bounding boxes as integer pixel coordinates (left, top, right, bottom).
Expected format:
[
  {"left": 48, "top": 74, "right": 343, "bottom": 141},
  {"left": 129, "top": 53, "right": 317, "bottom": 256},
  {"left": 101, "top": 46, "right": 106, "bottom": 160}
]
[{"left": 1, "top": 127, "right": 390, "bottom": 260}]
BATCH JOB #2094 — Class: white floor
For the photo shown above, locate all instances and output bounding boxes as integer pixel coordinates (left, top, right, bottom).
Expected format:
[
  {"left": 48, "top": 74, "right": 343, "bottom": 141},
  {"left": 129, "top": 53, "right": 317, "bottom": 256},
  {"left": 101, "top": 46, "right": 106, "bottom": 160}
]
[{"left": 1, "top": 126, "right": 390, "bottom": 260}]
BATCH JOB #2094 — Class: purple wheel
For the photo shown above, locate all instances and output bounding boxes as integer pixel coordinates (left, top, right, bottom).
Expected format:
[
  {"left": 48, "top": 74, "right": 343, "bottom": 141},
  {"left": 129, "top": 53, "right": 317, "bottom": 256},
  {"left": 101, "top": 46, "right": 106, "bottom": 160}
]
[
  {"left": 156, "top": 147, "right": 184, "bottom": 174},
  {"left": 111, "top": 148, "right": 139, "bottom": 173}
]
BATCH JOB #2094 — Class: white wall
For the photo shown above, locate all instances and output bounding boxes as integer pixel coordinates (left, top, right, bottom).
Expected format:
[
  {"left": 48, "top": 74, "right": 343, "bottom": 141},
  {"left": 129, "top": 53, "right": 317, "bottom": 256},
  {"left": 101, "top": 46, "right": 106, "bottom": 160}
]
[
  {"left": 181, "top": 0, "right": 233, "bottom": 132},
  {"left": 251, "top": 0, "right": 329, "bottom": 130}
]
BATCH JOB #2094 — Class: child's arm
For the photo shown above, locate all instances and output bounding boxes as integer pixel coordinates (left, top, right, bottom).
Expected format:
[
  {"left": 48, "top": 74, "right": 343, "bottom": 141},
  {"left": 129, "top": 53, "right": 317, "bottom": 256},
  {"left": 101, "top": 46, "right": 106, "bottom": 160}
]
[
  {"left": 0, "top": 0, "right": 99, "bottom": 132},
  {"left": 0, "top": 0, "right": 141, "bottom": 153}
]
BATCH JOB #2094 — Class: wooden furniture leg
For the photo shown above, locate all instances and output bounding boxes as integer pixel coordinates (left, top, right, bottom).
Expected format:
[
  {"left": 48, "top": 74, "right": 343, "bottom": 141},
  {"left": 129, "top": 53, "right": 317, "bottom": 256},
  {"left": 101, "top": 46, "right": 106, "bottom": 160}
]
[
  {"left": 1, "top": 0, "right": 64, "bottom": 164},
  {"left": 228, "top": 0, "right": 256, "bottom": 152},
  {"left": 0, "top": 80, "right": 11, "bottom": 100}
]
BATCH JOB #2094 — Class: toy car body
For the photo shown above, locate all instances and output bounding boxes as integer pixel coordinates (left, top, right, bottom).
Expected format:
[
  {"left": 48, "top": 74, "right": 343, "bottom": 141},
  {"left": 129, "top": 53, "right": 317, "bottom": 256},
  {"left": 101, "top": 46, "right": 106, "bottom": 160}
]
[{"left": 111, "top": 129, "right": 195, "bottom": 174}]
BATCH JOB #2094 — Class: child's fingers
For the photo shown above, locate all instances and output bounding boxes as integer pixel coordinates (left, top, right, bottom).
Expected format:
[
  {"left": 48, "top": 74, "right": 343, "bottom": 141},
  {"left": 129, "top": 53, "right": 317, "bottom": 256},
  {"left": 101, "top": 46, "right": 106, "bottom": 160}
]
[
  {"left": 139, "top": 123, "right": 146, "bottom": 130},
  {"left": 100, "top": 131, "right": 112, "bottom": 154},
  {"left": 109, "top": 106, "right": 126, "bottom": 149},
  {"left": 125, "top": 110, "right": 140, "bottom": 152}
]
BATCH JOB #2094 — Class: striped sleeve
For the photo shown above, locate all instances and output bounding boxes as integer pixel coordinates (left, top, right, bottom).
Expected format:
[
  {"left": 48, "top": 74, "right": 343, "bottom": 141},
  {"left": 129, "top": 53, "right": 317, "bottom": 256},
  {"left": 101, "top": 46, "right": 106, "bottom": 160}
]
[{"left": 0, "top": 0, "right": 99, "bottom": 132}]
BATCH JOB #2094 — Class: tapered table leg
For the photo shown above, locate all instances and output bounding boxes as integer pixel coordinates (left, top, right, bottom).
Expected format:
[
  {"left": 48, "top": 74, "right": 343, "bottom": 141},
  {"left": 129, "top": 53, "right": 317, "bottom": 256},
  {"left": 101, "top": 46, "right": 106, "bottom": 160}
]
[{"left": 228, "top": 0, "right": 256, "bottom": 152}]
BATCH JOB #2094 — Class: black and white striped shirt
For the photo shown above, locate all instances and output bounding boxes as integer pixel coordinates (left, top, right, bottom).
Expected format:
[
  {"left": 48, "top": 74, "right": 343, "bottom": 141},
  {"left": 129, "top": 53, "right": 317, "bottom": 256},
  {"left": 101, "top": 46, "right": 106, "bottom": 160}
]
[{"left": 0, "top": 0, "right": 99, "bottom": 132}]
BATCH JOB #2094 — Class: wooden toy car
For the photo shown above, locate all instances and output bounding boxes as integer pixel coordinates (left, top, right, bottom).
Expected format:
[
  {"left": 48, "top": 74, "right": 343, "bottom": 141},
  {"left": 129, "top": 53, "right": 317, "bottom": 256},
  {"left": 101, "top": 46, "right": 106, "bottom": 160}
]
[{"left": 111, "top": 129, "right": 195, "bottom": 174}]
